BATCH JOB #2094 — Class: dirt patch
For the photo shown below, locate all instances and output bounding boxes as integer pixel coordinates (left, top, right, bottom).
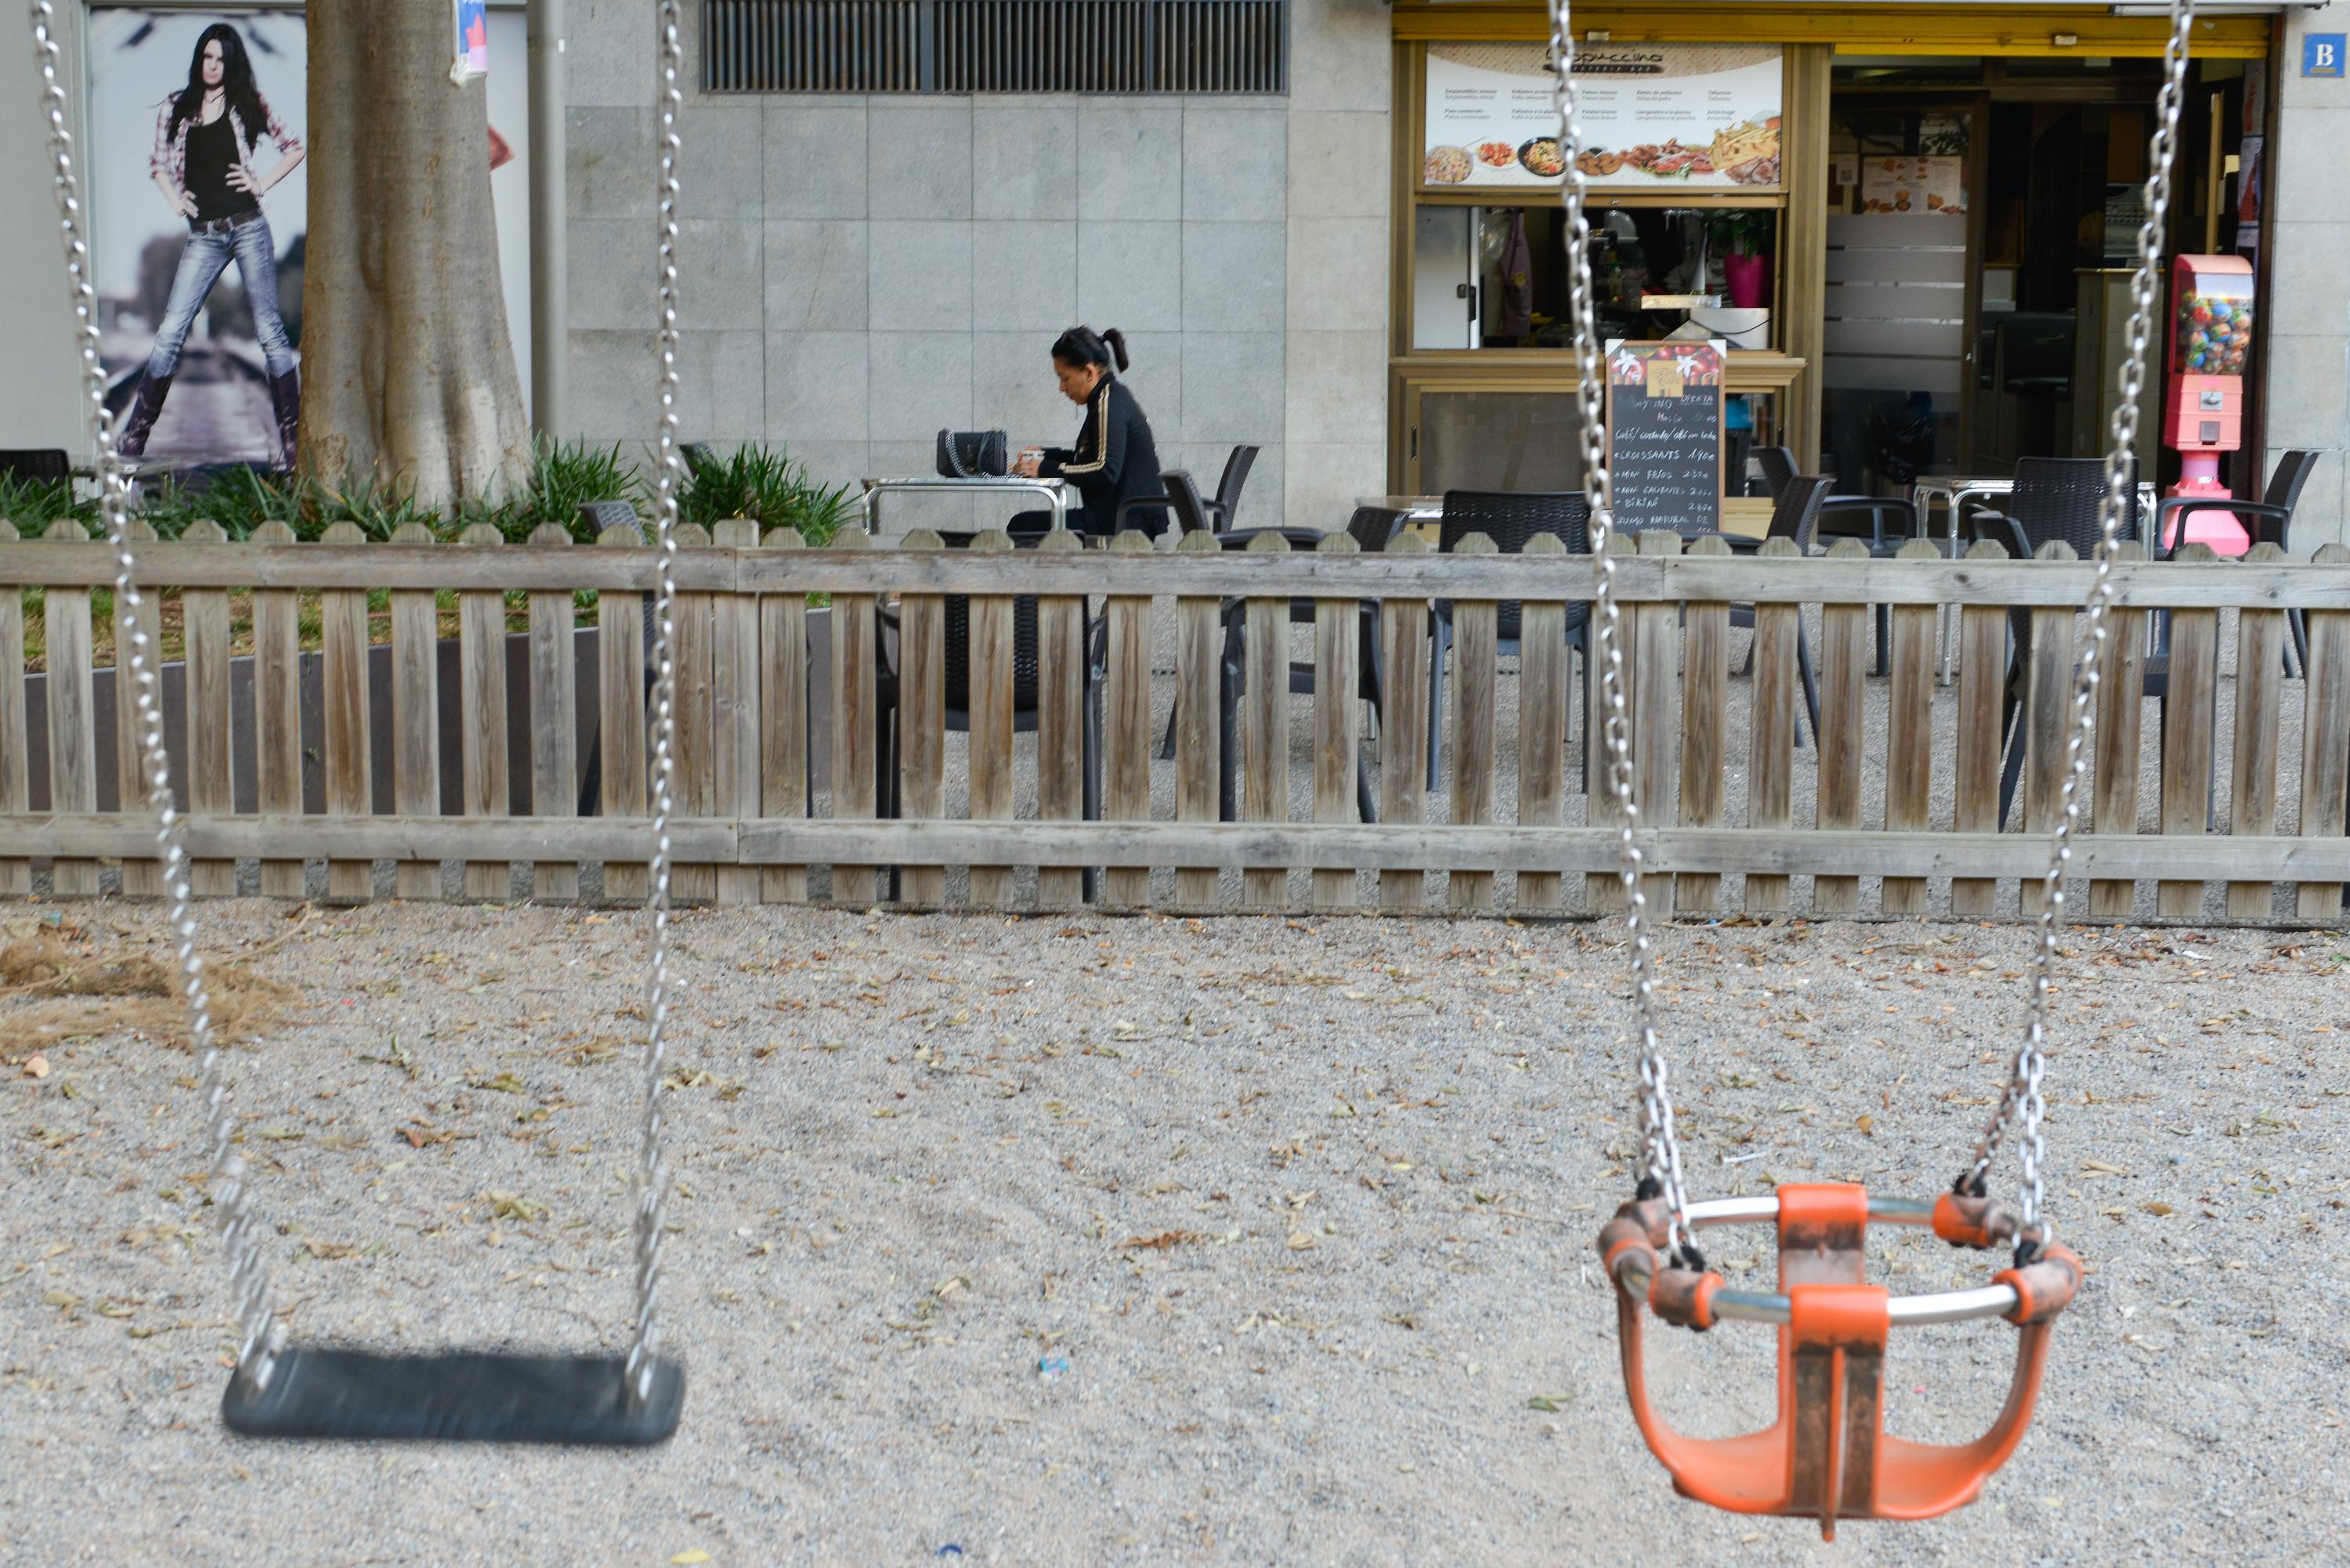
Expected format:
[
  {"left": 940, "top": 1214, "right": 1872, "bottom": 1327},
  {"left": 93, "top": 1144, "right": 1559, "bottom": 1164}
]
[{"left": 0, "top": 916, "right": 295, "bottom": 1045}]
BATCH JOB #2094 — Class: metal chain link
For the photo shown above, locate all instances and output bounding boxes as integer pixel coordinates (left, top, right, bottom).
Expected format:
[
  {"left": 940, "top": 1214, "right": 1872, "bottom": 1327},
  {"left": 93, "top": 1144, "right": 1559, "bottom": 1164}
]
[
  {"left": 627, "top": 0, "right": 688, "bottom": 1404},
  {"left": 26, "top": 0, "right": 280, "bottom": 1389},
  {"left": 1965, "top": 0, "right": 2197, "bottom": 1254},
  {"left": 1546, "top": 0, "right": 1695, "bottom": 1261}
]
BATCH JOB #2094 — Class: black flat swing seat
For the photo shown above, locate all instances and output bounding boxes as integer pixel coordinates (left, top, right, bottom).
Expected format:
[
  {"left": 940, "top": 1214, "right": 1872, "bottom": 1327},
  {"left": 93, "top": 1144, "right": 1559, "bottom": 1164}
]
[{"left": 222, "top": 1348, "right": 686, "bottom": 1445}]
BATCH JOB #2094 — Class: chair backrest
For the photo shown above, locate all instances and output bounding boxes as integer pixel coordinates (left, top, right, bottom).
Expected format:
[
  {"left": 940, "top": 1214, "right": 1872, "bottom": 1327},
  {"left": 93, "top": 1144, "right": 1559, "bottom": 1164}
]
[
  {"left": 1213, "top": 446, "right": 1259, "bottom": 517},
  {"left": 1438, "top": 491, "right": 1592, "bottom": 641},
  {"left": 942, "top": 593, "right": 1043, "bottom": 717},
  {"left": 577, "top": 500, "right": 640, "bottom": 535},
  {"left": 2006, "top": 456, "right": 2138, "bottom": 555},
  {"left": 2265, "top": 449, "right": 2321, "bottom": 512},
  {"left": 1752, "top": 446, "right": 1799, "bottom": 501},
  {"left": 1, "top": 450, "right": 70, "bottom": 486},
  {"left": 1764, "top": 475, "right": 1833, "bottom": 553},
  {"left": 1438, "top": 490, "right": 1591, "bottom": 556},
  {"left": 1343, "top": 506, "right": 1407, "bottom": 553},
  {"left": 1162, "top": 470, "right": 1218, "bottom": 535}
]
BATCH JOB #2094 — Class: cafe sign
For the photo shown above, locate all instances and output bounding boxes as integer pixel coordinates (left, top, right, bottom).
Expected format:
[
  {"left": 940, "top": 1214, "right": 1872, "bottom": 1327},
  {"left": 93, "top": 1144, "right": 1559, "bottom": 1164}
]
[{"left": 1421, "top": 42, "right": 1783, "bottom": 193}]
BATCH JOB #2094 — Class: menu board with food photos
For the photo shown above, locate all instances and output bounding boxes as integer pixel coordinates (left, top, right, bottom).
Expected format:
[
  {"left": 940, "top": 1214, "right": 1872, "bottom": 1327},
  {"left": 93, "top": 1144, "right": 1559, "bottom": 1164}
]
[
  {"left": 1421, "top": 42, "right": 1782, "bottom": 193},
  {"left": 1860, "top": 155, "right": 1966, "bottom": 217},
  {"left": 1603, "top": 341, "right": 1725, "bottom": 535}
]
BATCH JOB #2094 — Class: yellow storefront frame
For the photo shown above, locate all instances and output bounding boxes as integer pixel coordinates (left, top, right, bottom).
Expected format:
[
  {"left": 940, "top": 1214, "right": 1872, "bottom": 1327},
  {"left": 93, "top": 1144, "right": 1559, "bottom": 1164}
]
[
  {"left": 1388, "top": 4, "right": 2275, "bottom": 493},
  {"left": 1390, "top": 3, "right": 2274, "bottom": 58}
]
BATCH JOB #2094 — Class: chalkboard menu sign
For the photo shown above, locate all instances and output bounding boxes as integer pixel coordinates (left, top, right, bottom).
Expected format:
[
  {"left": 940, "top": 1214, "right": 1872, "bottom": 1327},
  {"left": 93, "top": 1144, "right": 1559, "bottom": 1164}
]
[{"left": 1603, "top": 341, "right": 1725, "bottom": 535}]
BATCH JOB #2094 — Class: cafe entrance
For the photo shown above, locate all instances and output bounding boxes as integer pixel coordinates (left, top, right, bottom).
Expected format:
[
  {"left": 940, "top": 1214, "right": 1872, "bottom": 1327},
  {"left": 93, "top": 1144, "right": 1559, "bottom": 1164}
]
[
  {"left": 1822, "top": 52, "right": 2264, "bottom": 497},
  {"left": 1386, "top": 3, "right": 2278, "bottom": 520}
]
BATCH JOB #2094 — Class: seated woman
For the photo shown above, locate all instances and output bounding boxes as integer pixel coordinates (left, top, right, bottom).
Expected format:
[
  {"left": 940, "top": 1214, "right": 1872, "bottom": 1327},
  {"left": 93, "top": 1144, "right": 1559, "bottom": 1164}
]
[{"left": 1010, "top": 327, "right": 1166, "bottom": 539}]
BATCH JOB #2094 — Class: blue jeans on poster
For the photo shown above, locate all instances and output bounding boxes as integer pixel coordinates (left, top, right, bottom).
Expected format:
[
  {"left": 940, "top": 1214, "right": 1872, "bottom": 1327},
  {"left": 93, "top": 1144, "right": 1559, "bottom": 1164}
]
[{"left": 145, "top": 214, "right": 295, "bottom": 381}]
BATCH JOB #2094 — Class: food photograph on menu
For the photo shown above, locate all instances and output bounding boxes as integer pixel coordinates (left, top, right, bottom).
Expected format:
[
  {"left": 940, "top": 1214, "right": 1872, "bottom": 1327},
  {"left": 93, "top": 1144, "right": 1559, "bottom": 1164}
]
[{"left": 1422, "top": 43, "right": 1783, "bottom": 192}]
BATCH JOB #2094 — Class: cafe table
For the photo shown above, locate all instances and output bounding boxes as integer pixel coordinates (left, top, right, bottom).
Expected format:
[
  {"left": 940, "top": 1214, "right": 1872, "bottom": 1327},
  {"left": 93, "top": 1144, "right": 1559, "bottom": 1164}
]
[{"left": 859, "top": 475, "right": 1072, "bottom": 535}]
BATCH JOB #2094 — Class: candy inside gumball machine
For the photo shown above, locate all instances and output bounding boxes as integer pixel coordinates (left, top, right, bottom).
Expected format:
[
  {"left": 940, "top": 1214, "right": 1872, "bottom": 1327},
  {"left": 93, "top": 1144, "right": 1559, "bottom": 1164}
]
[{"left": 2160, "top": 255, "right": 2258, "bottom": 555}]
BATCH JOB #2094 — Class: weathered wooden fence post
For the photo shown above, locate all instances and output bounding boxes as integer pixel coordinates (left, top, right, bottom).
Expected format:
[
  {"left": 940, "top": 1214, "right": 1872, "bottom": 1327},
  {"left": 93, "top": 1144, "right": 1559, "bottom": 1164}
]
[
  {"left": 1744, "top": 536, "right": 1800, "bottom": 915},
  {"left": 710, "top": 518, "right": 763, "bottom": 907},
  {"left": 0, "top": 522, "right": 26, "bottom": 897},
  {"left": 2090, "top": 542, "right": 2149, "bottom": 919},
  {"left": 966, "top": 529, "right": 1017, "bottom": 909},
  {"left": 1174, "top": 529, "right": 1224, "bottom": 911},
  {"left": 1517, "top": 533, "right": 1570, "bottom": 915},
  {"left": 1242, "top": 529, "right": 1290, "bottom": 910},
  {"left": 2298, "top": 544, "right": 2350, "bottom": 919},
  {"left": 1448, "top": 533, "right": 1498, "bottom": 914},
  {"left": 320, "top": 520, "right": 374, "bottom": 904},
  {"left": 2227, "top": 543, "right": 2288, "bottom": 919},
  {"left": 1676, "top": 534, "right": 1730, "bottom": 916},
  {"left": 1098, "top": 529, "right": 1153, "bottom": 909},
  {"left": 113, "top": 518, "right": 164, "bottom": 899},
  {"left": 2159, "top": 543, "right": 2220, "bottom": 917},
  {"left": 1377, "top": 533, "right": 1432, "bottom": 913},
  {"left": 595, "top": 519, "right": 649, "bottom": 904},
  {"left": 186, "top": 519, "right": 238, "bottom": 898},
  {"left": 1313, "top": 533, "right": 1361, "bottom": 912},
  {"left": 457, "top": 522, "right": 512, "bottom": 901},
  {"left": 1880, "top": 538, "right": 1940, "bottom": 916},
  {"left": 758, "top": 527, "right": 810, "bottom": 905},
  {"left": 1950, "top": 538, "right": 2009, "bottom": 917},
  {"left": 42, "top": 521, "right": 99, "bottom": 897}
]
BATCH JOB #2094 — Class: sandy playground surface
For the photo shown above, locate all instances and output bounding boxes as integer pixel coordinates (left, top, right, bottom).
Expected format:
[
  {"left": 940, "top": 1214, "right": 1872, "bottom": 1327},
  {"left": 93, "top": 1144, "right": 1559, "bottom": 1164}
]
[{"left": 4, "top": 898, "right": 2347, "bottom": 1565}]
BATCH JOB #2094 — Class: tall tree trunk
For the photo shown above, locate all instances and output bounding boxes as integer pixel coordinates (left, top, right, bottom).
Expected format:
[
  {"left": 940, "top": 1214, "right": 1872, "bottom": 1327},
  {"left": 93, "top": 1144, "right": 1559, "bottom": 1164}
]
[{"left": 301, "top": 0, "right": 531, "bottom": 507}]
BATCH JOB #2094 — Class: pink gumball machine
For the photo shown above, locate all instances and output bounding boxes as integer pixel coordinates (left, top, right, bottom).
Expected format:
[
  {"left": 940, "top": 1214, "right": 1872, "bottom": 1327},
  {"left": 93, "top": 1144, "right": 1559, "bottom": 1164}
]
[{"left": 2160, "top": 255, "right": 2257, "bottom": 555}]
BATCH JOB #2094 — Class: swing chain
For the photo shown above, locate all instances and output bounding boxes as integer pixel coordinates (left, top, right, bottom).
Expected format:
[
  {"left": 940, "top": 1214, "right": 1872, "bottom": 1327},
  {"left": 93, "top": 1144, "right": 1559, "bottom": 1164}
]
[
  {"left": 1965, "top": 0, "right": 2197, "bottom": 1254},
  {"left": 627, "top": 0, "right": 689, "bottom": 1407},
  {"left": 1546, "top": 0, "right": 1696, "bottom": 1263},
  {"left": 27, "top": 0, "right": 280, "bottom": 1389}
]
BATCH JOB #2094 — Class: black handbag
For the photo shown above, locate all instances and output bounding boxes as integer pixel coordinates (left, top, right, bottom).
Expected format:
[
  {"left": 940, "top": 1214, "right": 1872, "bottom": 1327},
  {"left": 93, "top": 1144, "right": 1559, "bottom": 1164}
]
[{"left": 935, "top": 428, "right": 1010, "bottom": 479}]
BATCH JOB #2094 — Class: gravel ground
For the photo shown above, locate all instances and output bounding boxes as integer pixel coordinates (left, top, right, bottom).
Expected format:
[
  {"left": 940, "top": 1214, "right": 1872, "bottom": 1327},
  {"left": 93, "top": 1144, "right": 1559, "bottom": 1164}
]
[{"left": 5, "top": 898, "right": 2348, "bottom": 1564}]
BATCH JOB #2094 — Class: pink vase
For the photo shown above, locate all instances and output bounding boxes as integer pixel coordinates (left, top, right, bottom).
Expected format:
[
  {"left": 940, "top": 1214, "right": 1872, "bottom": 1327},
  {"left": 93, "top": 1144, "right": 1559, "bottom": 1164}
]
[{"left": 1724, "top": 254, "right": 1773, "bottom": 309}]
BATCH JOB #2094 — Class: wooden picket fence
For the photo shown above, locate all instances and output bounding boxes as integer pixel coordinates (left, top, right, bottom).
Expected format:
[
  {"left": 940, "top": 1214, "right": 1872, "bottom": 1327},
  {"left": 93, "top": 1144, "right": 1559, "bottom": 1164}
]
[{"left": 3, "top": 515, "right": 2348, "bottom": 923}]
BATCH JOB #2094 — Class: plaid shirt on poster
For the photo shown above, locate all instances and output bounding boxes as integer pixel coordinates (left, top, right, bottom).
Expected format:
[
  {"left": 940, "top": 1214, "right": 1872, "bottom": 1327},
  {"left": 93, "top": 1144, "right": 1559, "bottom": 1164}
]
[{"left": 149, "top": 92, "right": 298, "bottom": 195}]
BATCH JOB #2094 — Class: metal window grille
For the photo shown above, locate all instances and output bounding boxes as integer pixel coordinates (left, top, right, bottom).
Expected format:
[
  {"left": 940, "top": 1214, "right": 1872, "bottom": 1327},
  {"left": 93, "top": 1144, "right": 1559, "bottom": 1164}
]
[{"left": 703, "top": 0, "right": 1287, "bottom": 94}]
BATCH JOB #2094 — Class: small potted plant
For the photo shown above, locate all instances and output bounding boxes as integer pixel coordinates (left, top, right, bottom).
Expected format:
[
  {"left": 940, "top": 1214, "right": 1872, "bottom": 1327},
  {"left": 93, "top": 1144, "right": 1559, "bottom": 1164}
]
[{"left": 1709, "top": 211, "right": 1774, "bottom": 310}]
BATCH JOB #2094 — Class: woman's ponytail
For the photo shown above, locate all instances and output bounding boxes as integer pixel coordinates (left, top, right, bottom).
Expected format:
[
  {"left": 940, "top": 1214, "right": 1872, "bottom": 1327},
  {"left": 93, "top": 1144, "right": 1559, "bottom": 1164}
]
[{"left": 1051, "top": 325, "right": 1131, "bottom": 373}]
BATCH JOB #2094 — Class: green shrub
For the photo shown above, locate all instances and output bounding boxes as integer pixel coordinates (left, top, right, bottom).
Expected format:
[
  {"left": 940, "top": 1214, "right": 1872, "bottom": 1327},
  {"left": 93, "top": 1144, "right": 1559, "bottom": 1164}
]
[
  {"left": 673, "top": 443, "right": 855, "bottom": 544},
  {"left": 0, "top": 471, "right": 89, "bottom": 535},
  {"left": 512, "top": 439, "right": 645, "bottom": 543},
  {"left": 0, "top": 440, "right": 850, "bottom": 547}
]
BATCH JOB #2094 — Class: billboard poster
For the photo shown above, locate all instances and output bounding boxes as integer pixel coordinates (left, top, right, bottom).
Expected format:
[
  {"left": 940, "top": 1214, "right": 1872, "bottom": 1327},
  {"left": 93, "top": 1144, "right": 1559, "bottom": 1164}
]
[
  {"left": 89, "top": 8, "right": 534, "bottom": 474},
  {"left": 1422, "top": 43, "right": 1781, "bottom": 193},
  {"left": 453, "top": 0, "right": 490, "bottom": 83},
  {"left": 90, "top": 8, "right": 308, "bottom": 469}
]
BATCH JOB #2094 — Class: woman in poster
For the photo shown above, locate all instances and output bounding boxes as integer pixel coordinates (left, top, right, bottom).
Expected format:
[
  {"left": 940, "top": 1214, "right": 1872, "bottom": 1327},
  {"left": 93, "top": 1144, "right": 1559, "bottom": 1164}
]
[{"left": 118, "top": 22, "right": 305, "bottom": 465}]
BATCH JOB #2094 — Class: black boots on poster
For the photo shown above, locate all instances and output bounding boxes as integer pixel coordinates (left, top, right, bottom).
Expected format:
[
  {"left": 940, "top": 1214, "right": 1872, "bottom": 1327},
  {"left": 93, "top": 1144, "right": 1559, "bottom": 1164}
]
[
  {"left": 268, "top": 368, "right": 300, "bottom": 470},
  {"left": 115, "top": 371, "right": 173, "bottom": 460}
]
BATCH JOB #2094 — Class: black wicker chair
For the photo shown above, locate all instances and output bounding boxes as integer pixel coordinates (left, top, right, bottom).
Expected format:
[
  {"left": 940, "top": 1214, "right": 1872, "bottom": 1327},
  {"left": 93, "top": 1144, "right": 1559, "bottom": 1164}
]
[
  {"left": 1755, "top": 444, "right": 1913, "bottom": 670},
  {"left": 2157, "top": 449, "right": 2321, "bottom": 674},
  {"left": 1727, "top": 474, "right": 1831, "bottom": 749},
  {"left": 1184, "top": 524, "right": 1380, "bottom": 824},
  {"left": 1427, "top": 491, "right": 1594, "bottom": 792},
  {"left": 1205, "top": 446, "right": 1260, "bottom": 533},
  {"left": 877, "top": 539, "right": 1106, "bottom": 898},
  {"left": 1115, "top": 468, "right": 1216, "bottom": 538},
  {"left": 1972, "top": 458, "right": 2149, "bottom": 829},
  {"left": 1155, "top": 507, "right": 1406, "bottom": 813},
  {"left": 0, "top": 449, "right": 70, "bottom": 486}
]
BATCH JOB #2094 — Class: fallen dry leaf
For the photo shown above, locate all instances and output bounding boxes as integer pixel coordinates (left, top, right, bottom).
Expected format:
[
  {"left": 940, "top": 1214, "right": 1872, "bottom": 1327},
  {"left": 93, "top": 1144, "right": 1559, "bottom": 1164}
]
[{"left": 1120, "top": 1230, "right": 1204, "bottom": 1252}]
